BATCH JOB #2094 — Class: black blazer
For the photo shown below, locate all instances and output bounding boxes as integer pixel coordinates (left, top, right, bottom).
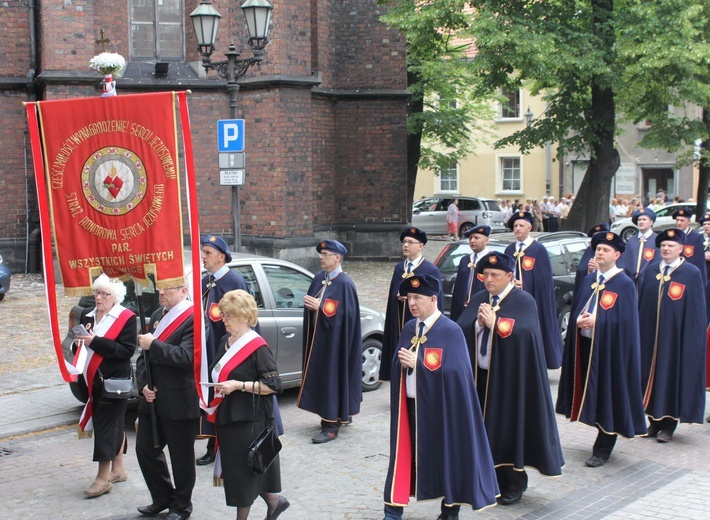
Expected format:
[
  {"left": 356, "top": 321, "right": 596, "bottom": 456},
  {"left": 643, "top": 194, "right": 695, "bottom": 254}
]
[
  {"left": 79, "top": 307, "right": 136, "bottom": 395},
  {"left": 136, "top": 306, "right": 200, "bottom": 420},
  {"left": 208, "top": 334, "right": 282, "bottom": 426}
]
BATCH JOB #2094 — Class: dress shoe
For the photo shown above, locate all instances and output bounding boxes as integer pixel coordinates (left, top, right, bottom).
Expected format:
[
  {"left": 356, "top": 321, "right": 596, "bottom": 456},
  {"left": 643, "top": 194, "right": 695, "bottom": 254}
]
[
  {"left": 498, "top": 489, "right": 524, "bottom": 506},
  {"left": 265, "top": 496, "right": 290, "bottom": 520},
  {"left": 137, "top": 503, "right": 170, "bottom": 516},
  {"left": 646, "top": 423, "right": 661, "bottom": 438},
  {"left": 84, "top": 480, "right": 112, "bottom": 498},
  {"left": 311, "top": 430, "right": 338, "bottom": 444},
  {"left": 165, "top": 511, "right": 191, "bottom": 520},
  {"left": 109, "top": 471, "right": 127, "bottom": 483},
  {"left": 436, "top": 514, "right": 459, "bottom": 519},
  {"left": 196, "top": 451, "right": 215, "bottom": 465},
  {"left": 584, "top": 455, "right": 607, "bottom": 468},
  {"left": 657, "top": 430, "right": 673, "bottom": 443}
]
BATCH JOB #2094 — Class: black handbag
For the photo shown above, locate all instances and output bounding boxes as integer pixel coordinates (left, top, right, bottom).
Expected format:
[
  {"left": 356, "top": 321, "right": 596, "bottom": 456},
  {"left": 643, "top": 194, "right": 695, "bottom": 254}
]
[
  {"left": 247, "top": 382, "right": 282, "bottom": 474},
  {"left": 99, "top": 369, "right": 133, "bottom": 399}
]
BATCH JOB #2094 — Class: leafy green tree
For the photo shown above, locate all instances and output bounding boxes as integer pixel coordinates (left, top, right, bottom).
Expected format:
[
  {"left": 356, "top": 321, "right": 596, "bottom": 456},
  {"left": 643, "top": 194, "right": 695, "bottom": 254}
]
[
  {"left": 378, "top": 0, "right": 495, "bottom": 211},
  {"left": 619, "top": 0, "right": 710, "bottom": 217},
  {"left": 381, "top": 0, "right": 708, "bottom": 230}
]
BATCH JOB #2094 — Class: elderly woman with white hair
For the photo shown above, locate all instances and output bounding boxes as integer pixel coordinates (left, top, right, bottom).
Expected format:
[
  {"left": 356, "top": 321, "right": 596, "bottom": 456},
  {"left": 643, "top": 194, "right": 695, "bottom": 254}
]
[{"left": 74, "top": 274, "right": 137, "bottom": 498}]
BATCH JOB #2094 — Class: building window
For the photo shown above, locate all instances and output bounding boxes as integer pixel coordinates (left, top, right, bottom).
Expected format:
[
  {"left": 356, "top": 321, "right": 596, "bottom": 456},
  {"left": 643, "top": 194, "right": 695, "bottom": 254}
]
[
  {"left": 130, "top": 0, "right": 184, "bottom": 61},
  {"left": 437, "top": 162, "right": 458, "bottom": 193},
  {"left": 498, "top": 88, "right": 521, "bottom": 120},
  {"left": 499, "top": 156, "right": 522, "bottom": 193}
]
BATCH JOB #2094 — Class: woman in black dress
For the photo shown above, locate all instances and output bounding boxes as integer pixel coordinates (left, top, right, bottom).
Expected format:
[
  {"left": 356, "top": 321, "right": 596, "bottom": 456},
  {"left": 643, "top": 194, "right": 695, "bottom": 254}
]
[
  {"left": 74, "top": 274, "right": 136, "bottom": 497},
  {"left": 210, "top": 289, "right": 289, "bottom": 520}
]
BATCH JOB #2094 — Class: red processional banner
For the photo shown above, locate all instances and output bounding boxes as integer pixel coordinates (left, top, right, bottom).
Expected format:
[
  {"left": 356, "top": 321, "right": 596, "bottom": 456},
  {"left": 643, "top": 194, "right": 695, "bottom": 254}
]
[
  {"left": 31, "top": 92, "right": 185, "bottom": 293},
  {"left": 25, "top": 92, "right": 205, "bottom": 384}
]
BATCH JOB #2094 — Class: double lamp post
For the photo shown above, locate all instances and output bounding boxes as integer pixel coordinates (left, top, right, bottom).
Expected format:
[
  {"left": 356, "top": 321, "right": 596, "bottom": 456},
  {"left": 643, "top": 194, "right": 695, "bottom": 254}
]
[{"left": 189, "top": 0, "right": 273, "bottom": 251}]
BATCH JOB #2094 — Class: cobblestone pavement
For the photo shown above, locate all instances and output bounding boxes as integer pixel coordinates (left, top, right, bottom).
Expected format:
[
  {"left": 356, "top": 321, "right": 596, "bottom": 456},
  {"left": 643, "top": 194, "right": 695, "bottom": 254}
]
[{"left": 1, "top": 239, "right": 709, "bottom": 519}]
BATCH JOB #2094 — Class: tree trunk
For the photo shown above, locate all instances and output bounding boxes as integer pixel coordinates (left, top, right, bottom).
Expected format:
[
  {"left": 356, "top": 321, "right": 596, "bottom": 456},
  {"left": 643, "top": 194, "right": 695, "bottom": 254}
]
[
  {"left": 406, "top": 69, "right": 423, "bottom": 222},
  {"left": 563, "top": 0, "right": 619, "bottom": 233},
  {"left": 694, "top": 107, "right": 710, "bottom": 218}
]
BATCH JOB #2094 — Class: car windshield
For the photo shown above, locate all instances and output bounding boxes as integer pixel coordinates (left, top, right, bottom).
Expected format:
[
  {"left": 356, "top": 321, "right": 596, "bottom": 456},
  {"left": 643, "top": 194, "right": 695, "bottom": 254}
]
[{"left": 483, "top": 200, "right": 501, "bottom": 211}]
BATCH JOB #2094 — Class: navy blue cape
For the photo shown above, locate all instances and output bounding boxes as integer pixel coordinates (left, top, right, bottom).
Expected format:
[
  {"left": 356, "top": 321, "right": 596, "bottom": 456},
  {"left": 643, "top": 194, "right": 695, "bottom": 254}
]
[
  {"left": 379, "top": 259, "right": 444, "bottom": 381},
  {"left": 449, "top": 252, "right": 486, "bottom": 322},
  {"left": 202, "top": 270, "right": 249, "bottom": 364},
  {"left": 297, "top": 270, "right": 362, "bottom": 422},
  {"left": 620, "top": 232, "right": 659, "bottom": 285},
  {"left": 637, "top": 260, "right": 707, "bottom": 423},
  {"left": 556, "top": 270, "right": 647, "bottom": 437},
  {"left": 681, "top": 229, "right": 707, "bottom": 286},
  {"left": 504, "top": 240, "right": 563, "bottom": 368},
  {"left": 459, "top": 287, "right": 564, "bottom": 476},
  {"left": 383, "top": 315, "right": 498, "bottom": 510},
  {"left": 573, "top": 246, "right": 595, "bottom": 298}
]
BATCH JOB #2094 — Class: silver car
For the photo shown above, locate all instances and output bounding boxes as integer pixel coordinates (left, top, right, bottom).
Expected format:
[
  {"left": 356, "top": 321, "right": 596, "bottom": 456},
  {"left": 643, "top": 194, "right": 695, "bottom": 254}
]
[
  {"left": 412, "top": 196, "right": 507, "bottom": 236},
  {"left": 611, "top": 202, "right": 708, "bottom": 242},
  {"left": 0, "top": 253, "right": 10, "bottom": 301},
  {"left": 61, "top": 252, "right": 385, "bottom": 402}
]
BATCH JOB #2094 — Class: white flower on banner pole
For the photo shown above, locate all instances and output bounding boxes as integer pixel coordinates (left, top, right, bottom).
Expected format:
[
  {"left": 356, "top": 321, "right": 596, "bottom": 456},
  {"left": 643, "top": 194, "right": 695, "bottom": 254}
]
[{"left": 89, "top": 52, "right": 125, "bottom": 97}]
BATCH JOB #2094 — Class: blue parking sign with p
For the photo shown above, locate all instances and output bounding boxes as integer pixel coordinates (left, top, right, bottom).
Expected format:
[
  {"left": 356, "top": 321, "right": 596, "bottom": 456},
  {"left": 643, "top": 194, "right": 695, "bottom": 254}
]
[{"left": 217, "top": 119, "right": 245, "bottom": 152}]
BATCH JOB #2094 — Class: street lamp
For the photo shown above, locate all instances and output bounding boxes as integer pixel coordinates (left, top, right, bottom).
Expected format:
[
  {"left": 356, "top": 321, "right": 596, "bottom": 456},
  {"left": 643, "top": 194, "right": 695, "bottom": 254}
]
[
  {"left": 189, "top": 0, "right": 273, "bottom": 252},
  {"left": 524, "top": 107, "right": 533, "bottom": 126}
]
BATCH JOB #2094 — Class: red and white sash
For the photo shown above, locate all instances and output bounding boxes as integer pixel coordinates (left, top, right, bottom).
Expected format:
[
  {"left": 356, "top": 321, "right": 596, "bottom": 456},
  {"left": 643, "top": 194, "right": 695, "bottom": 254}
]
[
  {"left": 153, "top": 300, "right": 193, "bottom": 341},
  {"left": 77, "top": 307, "right": 135, "bottom": 437}
]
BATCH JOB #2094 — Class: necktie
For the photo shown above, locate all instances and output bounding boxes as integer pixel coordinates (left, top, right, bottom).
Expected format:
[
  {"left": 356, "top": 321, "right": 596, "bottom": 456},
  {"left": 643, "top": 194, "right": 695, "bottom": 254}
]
[
  {"left": 408, "top": 322, "right": 426, "bottom": 374},
  {"left": 406, "top": 261, "right": 413, "bottom": 273},
  {"left": 480, "top": 295, "right": 499, "bottom": 356},
  {"left": 664, "top": 265, "right": 670, "bottom": 277}
]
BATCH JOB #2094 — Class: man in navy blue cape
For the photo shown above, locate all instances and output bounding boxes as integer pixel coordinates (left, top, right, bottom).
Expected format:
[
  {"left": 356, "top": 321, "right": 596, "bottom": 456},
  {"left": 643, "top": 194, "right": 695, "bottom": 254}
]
[
  {"left": 449, "top": 225, "right": 491, "bottom": 322},
  {"left": 620, "top": 208, "right": 659, "bottom": 287},
  {"left": 556, "top": 232, "right": 647, "bottom": 467},
  {"left": 458, "top": 252, "right": 564, "bottom": 507},
  {"left": 672, "top": 208, "right": 707, "bottom": 287},
  {"left": 573, "top": 223, "right": 609, "bottom": 297},
  {"left": 383, "top": 274, "right": 498, "bottom": 520},
  {"left": 197, "top": 234, "right": 250, "bottom": 464},
  {"left": 504, "top": 211, "right": 563, "bottom": 369},
  {"left": 379, "top": 227, "right": 444, "bottom": 381},
  {"left": 298, "top": 239, "right": 362, "bottom": 443},
  {"left": 637, "top": 229, "right": 707, "bottom": 442}
]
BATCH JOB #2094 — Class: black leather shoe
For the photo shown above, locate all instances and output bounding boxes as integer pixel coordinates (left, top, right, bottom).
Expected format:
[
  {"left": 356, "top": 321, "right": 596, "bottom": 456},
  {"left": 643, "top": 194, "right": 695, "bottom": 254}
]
[
  {"left": 657, "top": 430, "right": 673, "bottom": 443},
  {"left": 266, "top": 496, "right": 290, "bottom": 520},
  {"left": 311, "top": 430, "right": 338, "bottom": 444},
  {"left": 196, "top": 451, "right": 215, "bottom": 465},
  {"left": 165, "top": 512, "right": 191, "bottom": 520},
  {"left": 646, "top": 423, "right": 661, "bottom": 438},
  {"left": 584, "top": 455, "right": 607, "bottom": 467},
  {"left": 436, "top": 514, "right": 459, "bottom": 519},
  {"left": 498, "top": 489, "right": 524, "bottom": 506},
  {"left": 137, "top": 503, "right": 169, "bottom": 516}
]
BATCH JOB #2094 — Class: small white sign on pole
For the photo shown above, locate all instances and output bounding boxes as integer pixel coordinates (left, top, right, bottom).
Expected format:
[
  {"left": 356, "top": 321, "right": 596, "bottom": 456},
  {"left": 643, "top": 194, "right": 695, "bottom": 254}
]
[{"left": 220, "top": 170, "right": 245, "bottom": 186}]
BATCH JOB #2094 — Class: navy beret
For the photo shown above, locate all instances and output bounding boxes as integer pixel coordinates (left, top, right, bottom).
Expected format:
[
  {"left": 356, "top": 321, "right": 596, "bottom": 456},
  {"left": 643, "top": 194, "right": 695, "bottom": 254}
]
[
  {"left": 399, "top": 273, "right": 440, "bottom": 297},
  {"left": 672, "top": 208, "right": 693, "bottom": 219},
  {"left": 697, "top": 213, "right": 710, "bottom": 224},
  {"left": 631, "top": 208, "right": 657, "bottom": 224},
  {"left": 475, "top": 252, "right": 515, "bottom": 274},
  {"left": 655, "top": 228, "right": 685, "bottom": 248},
  {"left": 591, "top": 231, "right": 625, "bottom": 254},
  {"left": 201, "top": 234, "right": 232, "bottom": 263},
  {"left": 316, "top": 239, "right": 348, "bottom": 256},
  {"left": 463, "top": 225, "right": 491, "bottom": 238},
  {"left": 400, "top": 226, "right": 428, "bottom": 245},
  {"left": 507, "top": 211, "right": 534, "bottom": 230},
  {"left": 587, "top": 223, "right": 610, "bottom": 237}
]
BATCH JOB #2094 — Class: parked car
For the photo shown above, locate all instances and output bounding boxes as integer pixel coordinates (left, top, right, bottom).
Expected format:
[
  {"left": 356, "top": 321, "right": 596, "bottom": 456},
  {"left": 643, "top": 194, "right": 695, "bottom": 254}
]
[
  {"left": 611, "top": 202, "right": 709, "bottom": 242},
  {"left": 62, "top": 252, "right": 385, "bottom": 402},
  {"left": 434, "top": 231, "right": 589, "bottom": 340},
  {"left": 0, "top": 253, "right": 11, "bottom": 301},
  {"left": 412, "top": 196, "right": 507, "bottom": 236}
]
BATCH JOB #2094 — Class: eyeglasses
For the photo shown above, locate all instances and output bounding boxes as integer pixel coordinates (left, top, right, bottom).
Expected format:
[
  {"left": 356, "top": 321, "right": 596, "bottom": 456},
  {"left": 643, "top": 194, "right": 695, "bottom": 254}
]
[
  {"left": 317, "top": 252, "right": 337, "bottom": 258},
  {"left": 93, "top": 291, "right": 111, "bottom": 298},
  {"left": 219, "top": 312, "right": 236, "bottom": 320},
  {"left": 159, "top": 286, "right": 185, "bottom": 292},
  {"left": 402, "top": 240, "right": 421, "bottom": 246}
]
